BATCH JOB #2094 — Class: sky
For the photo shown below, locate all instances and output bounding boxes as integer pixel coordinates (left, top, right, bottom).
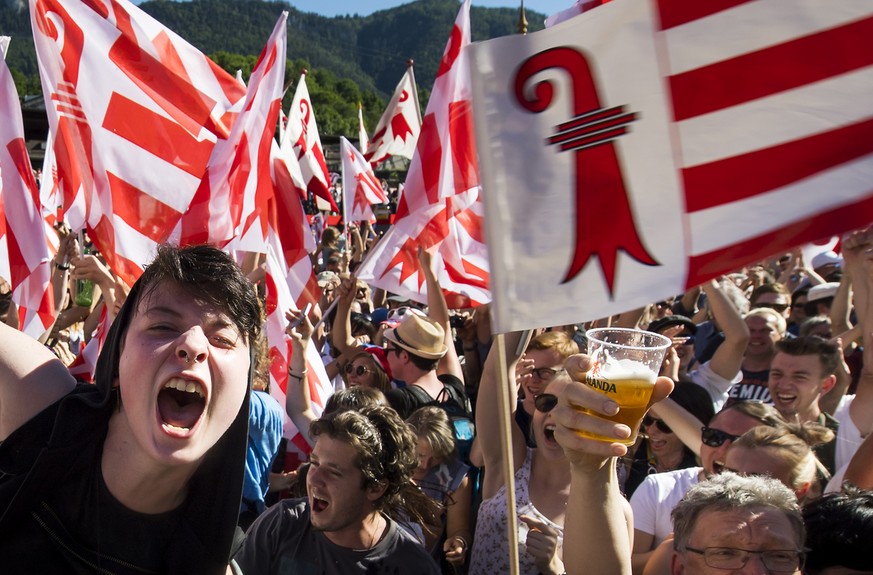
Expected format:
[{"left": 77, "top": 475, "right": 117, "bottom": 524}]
[{"left": 288, "top": 0, "right": 571, "bottom": 19}]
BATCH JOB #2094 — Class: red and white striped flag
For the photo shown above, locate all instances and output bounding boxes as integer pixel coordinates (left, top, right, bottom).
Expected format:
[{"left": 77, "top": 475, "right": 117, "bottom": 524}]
[
  {"left": 263, "top": 167, "right": 331, "bottom": 469},
  {"left": 0, "top": 54, "right": 55, "bottom": 338},
  {"left": 470, "top": 0, "right": 873, "bottom": 332},
  {"left": 179, "top": 12, "right": 287, "bottom": 251},
  {"left": 30, "top": 0, "right": 246, "bottom": 287},
  {"left": 340, "top": 137, "right": 386, "bottom": 224},
  {"left": 356, "top": 0, "right": 490, "bottom": 309},
  {"left": 364, "top": 62, "right": 422, "bottom": 165},
  {"left": 281, "top": 72, "right": 339, "bottom": 213},
  {"left": 67, "top": 305, "right": 110, "bottom": 382}
]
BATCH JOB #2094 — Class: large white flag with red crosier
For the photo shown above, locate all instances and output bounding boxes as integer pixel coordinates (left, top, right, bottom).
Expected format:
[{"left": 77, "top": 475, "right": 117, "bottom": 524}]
[
  {"left": 364, "top": 63, "right": 422, "bottom": 165},
  {"left": 0, "top": 55, "right": 55, "bottom": 338},
  {"left": 340, "top": 137, "right": 386, "bottom": 224},
  {"left": 262, "top": 169, "right": 331, "bottom": 469},
  {"left": 281, "top": 72, "right": 340, "bottom": 213},
  {"left": 356, "top": 0, "right": 490, "bottom": 309},
  {"left": 30, "top": 0, "right": 247, "bottom": 287},
  {"left": 470, "top": 0, "right": 873, "bottom": 332},
  {"left": 179, "top": 12, "right": 287, "bottom": 251}
]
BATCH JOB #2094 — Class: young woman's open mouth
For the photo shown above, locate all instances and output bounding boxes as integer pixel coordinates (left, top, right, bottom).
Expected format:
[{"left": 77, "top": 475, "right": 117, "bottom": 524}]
[{"left": 157, "top": 377, "right": 206, "bottom": 435}]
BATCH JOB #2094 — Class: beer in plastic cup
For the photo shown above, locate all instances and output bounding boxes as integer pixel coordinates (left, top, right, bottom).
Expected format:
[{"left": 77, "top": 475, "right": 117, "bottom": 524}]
[{"left": 576, "top": 327, "right": 671, "bottom": 445}]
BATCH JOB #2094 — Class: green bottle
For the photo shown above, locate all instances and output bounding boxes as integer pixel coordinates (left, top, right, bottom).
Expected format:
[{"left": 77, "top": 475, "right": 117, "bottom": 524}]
[{"left": 75, "top": 243, "right": 94, "bottom": 308}]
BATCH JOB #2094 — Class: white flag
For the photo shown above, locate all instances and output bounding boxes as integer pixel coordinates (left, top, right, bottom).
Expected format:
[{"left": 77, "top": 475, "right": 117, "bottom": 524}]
[{"left": 471, "top": 0, "right": 873, "bottom": 332}]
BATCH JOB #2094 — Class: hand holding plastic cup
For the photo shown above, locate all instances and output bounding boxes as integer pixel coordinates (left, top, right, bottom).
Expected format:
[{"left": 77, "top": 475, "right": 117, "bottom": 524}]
[{"left": 576, "top": 327, "right": 671, "bottom": 445}]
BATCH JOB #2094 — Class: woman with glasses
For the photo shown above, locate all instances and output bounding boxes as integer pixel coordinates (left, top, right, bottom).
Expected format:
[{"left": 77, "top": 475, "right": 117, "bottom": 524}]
[
  {"left": 342, "top": 348, "right": 393, "bottom": 393},
  {"left": 468, "top": 331, "right": 574, "bottom": 575}
]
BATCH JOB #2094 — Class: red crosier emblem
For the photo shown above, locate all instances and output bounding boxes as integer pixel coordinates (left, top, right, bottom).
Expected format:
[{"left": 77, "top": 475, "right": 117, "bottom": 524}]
[{"left": 514, "top": 46, "right": 658, "bottom": 296}]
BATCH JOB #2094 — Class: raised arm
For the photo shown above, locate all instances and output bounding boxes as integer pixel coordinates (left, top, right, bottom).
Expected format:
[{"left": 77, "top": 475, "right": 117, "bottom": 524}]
[
  {"left": 556, "top": 355, "right": 674, "bottom": 575},
  {"left": 329, "top": 275, "right": 359, "bottom": 355},
  {"left": 419, "top": 247, "right": 463, "bottom": 381},
  {"left": 475, "top": 330, "right": 529, "bottom": 500},
  {"left": 283, "top": 308, "right": 318, "bottom": 447},
  {"left": 842, "top": 227, "right": 873, "bottom": 436},
  {"left": 0, "top": 321, "right": 76, "bottom": 440},
  {"left": 703, "top": 279, "right": 750, "bottom": 381}
]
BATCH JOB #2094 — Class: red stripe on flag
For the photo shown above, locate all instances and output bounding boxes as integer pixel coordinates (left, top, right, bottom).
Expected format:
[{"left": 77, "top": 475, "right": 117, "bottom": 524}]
[
  {"left": 657, "top": 0, "right": 752, "bottom": 31},
  {"left": 107, "top": 172, "right": 182, "bottom": 242},
  {"left": 448, "top": 100, "right": 479, "bottom": 193},
  {"left": 683, "top": 117, "right": 873, "bottom": 213},
  {"left": 671, "top": 16, "right": 873, "bottom": 121},
  {"left": 685, "top": 194, "right": 873, "bottom": 288},
  {"left": 102, "top": 93, "right": 213, "bottom": 177}
]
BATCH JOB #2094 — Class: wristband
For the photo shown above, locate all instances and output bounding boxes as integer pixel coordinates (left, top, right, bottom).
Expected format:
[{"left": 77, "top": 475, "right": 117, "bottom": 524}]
[
  {"left": 288, "top": 370, "right": 307, "bottom": 381},
  {"left": 55, "top": 262, "right": 71, "bottom": 270}
]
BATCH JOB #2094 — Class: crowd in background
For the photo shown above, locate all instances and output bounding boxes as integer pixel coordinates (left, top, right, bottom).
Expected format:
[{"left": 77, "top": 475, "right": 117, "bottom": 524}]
[{"left": 1, "top": 220, "right": 871, "bottom": 575}]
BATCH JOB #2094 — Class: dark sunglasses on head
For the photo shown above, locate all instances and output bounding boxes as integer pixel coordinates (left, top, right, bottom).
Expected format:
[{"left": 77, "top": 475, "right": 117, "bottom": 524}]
[
  {"left": 344, "top": 364, "right": 374, "bottom": 377},
  {"left": 642, "top": 415, "right": 672, "bottom": 434},
  {"left": 533, "top": 393, "right": 558, "bottom": 413},
  {"left": 700, "top": 426, "right": 741, "bottom": 447},
  {"left": 756, "top": 302, "right": 789, "bottom": 313}
]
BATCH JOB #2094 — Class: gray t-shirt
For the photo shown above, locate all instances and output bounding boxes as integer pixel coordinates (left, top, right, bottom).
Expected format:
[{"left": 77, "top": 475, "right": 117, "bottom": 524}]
[{"left": 235, "top": 498, "right": 439, "bottom": 575}]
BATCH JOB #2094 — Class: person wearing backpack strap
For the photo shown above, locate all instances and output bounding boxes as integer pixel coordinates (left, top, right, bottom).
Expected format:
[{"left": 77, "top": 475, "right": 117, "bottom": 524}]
[{"left": 383, "top": 247, "right": 467, "bottom": 420}]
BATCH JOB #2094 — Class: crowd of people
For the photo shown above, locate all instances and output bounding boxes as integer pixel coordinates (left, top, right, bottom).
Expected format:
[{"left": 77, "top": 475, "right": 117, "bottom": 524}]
[{"left": 1, "top": 220, "right": 872, "bottom": 575}]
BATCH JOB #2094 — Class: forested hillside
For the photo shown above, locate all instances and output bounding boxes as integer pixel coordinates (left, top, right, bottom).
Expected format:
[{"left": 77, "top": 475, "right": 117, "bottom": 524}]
[{"left": 0, "top": 0, "right": 544, "bottom": 138}]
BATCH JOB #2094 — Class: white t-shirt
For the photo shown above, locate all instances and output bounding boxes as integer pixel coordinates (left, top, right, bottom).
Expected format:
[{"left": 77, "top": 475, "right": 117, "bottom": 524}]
[
  {"left": 630, "top": 467, "right": 703, "bottom": 546},
  {"left": 687, "top": 361, "right": 742, "bottom": 412},
  {"left": 832, "top": 394, "right": 863, "bottom": 471}
]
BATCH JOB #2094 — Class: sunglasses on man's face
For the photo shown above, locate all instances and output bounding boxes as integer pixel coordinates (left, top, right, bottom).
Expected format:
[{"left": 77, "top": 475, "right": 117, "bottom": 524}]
[
  {"left": 700, "top": 426, "right": 741, "bottom": 447},
  {"left": 531, "top": 367, "right": 561, "bottom": 382},
  {"left": 344, "top": 364, "right": 375, "bottom": 377},
  {"left": 642, "top": 415, "right": 673, "bottom": 434},
  {"left": 533, "top": 393, "right": 558, "bottom": 413}
]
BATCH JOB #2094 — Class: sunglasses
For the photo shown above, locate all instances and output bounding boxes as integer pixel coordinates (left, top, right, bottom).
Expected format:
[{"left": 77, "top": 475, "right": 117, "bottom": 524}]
[
  {"left": 700, "top": 426, "right": 742, "bottom": 447},
  {"left": 387, "top": 306, "right": 425, "bottom": 322},
  {"left": 344, "top": 364, "right": 375, "bottom": 377},
  {"left": 533, "top": 393, "right": 558, "bottom": 413},
  {"left": 756, "top": 302, "right": 789, "bottom": 313},
  {"left": 642, "top": 415, "right": 672, "bottom": 434}
]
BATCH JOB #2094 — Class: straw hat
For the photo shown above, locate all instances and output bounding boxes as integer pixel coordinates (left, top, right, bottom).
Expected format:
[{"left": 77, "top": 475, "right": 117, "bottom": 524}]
[{"left": 383, "top": 314, "right": 447, "bottom": 360}]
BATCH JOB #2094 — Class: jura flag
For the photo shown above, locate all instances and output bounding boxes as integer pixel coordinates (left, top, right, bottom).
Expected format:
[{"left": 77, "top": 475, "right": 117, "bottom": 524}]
[
  {"left": 364, "top": 63, "right": 422, "bottom": 165},
  {"left": 356, "top": 0, "right": 490, "bottom": 309},
  {"left": 340, "top": 137, "right": 386, "bottom": 224},
  {"left": 470, "top": 0, "right": 873, "bottom": 332}
]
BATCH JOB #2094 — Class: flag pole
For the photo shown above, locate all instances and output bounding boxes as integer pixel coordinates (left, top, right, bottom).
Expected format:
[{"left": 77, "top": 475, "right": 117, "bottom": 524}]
[
  {"left": 406, "top": 59, "right": 422, "bottom": 125},
  {"left": 494, "top": 331, "right": 525, "bottom": 575}
]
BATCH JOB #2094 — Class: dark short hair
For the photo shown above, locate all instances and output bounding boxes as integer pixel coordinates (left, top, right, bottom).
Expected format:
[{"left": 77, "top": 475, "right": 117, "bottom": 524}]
[
  {"left": 774, "top": 335, "right": 841, "bottom": 377},
  {"left": 406, "top": 352, "right": 439, "bottom": 372},
  {"left": 133, "top": 244, "right": 262, "bottom": 346},
  {"left": 803, "top": 486, "right": 873, "bottom": 574},
  {"left": 750, "top": 282, "right": 790, "bottom": 305}
]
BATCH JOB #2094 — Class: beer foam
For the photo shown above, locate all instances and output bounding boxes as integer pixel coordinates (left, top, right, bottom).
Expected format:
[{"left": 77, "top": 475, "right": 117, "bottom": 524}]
[{"left": 598, "top": 358, "right": 656, "bottom": 383}]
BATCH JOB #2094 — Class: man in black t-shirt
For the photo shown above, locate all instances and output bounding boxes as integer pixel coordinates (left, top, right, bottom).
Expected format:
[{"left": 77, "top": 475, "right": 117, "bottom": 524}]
[{"left": 235, "top": 406, "right": 441, "bottom": 574}]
